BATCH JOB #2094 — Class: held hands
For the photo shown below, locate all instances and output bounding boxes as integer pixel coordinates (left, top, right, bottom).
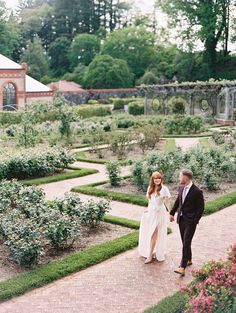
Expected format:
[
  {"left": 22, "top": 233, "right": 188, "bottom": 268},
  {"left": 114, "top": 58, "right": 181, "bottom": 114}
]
[{"left": 169, "top": 214, "right": 175, "bottom": 222}]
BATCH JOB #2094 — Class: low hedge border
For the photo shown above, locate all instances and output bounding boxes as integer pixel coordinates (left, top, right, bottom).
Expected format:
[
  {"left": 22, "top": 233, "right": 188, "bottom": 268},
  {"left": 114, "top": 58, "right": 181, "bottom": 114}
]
[
  {"left": 72, "top": 180, "right": 236, "bottom": 216},
  {"left": 72, "top": 183, "right": 148, "bottom": 206},
  {"left": 74, "top": 151, "right": 129, "bottom": 165},
  {"left": 144, "top": 291, "right": 189, "bottom": 313},
  {"left": 21, "top": 166, "right": 98, "bottom": 186}
]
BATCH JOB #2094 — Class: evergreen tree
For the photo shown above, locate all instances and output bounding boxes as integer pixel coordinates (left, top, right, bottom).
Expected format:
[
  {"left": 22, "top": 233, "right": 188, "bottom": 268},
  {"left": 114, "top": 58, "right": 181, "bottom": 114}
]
[{"left": 21, "top": 36, "right": 49, "bottom": 80}]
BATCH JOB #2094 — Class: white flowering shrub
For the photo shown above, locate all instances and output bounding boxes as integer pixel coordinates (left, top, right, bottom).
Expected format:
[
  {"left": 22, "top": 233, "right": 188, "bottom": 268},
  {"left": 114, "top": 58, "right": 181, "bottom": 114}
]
[
  {"left": 0, "top": 148, "right": 74, "bottom": 180},
  {"left": 0, "top": 181, "right": 111, "bottom": 267}
]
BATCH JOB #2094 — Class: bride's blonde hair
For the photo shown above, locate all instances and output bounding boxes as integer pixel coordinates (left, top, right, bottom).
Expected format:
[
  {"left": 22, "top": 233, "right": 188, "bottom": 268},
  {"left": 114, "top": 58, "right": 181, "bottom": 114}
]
[{"left": 147, "top": 171, "right": 163, "bottom": 199}]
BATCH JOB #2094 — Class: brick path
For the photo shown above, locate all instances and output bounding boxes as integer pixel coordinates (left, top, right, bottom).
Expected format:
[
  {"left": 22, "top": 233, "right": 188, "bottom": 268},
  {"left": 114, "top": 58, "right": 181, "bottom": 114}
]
[
  {"left": 175, "top": 138, "right": 200, "bottom": 151},
  {"left": 0, "top": 204, "right": 235, "bottom": 313},
  {"left": 0, "top": 140, "right": 235, "bottom": 313}
]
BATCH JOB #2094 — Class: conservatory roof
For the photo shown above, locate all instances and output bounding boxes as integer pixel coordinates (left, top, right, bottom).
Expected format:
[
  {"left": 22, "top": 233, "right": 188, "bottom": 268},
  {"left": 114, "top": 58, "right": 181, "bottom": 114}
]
[
  {"left": 26, "top": 75, "right": 52, "bottom": 93},
  {"left": 0, "top": 54, "right": 22, "bottom": 69}
]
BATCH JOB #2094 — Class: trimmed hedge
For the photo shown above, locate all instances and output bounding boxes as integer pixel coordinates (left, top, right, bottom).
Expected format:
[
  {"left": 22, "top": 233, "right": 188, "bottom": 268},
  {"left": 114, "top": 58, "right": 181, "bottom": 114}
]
[
  {"left": 21, "top": 167, "right": 98, "bottom": 186},
  {"left": 204, "top": 191, "right": 236, "bottom": 215},
  {"left": 72, "top": 181, "right": 236, "bottom": 216},
  {"left": 72, "top": 184, "right": 148, "bottom": 206},
  {"left": 74, "top": 151, "right": 129, "bottom": 166},
  {"left": 0, "top": 231, "right": 138, "bottom": 301},
  {"left": 128, "top": 102, "right": 144, "bottom": 115},
  {"left": 144, "top": 291, "right": 189, "bottom": 313}
]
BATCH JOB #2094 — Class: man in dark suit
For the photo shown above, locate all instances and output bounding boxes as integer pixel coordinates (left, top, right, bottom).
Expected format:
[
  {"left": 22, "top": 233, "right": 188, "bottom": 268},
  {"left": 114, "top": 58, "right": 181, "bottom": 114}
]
[{"left": 169, "top": 169, "right": 205, "bottom": 276}]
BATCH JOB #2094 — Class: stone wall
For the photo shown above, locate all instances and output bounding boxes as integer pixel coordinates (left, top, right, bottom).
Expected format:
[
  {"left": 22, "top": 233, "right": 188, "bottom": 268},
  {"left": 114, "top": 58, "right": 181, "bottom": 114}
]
[{"left": 62, "top": 88, "right": 138, "bottom": 104}]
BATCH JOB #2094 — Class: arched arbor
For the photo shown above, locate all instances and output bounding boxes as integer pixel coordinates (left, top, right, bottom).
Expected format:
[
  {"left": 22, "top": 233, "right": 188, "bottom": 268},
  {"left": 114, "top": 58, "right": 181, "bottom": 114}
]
[{"left": 138, "top": 81, "right": 236, "bottom": 125}]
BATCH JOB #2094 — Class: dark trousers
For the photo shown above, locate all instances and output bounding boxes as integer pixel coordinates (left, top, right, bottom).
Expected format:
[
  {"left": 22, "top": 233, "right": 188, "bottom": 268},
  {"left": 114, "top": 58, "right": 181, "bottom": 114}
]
[{"left": 179, "top": 217, "right": 197, "bottom": 268}]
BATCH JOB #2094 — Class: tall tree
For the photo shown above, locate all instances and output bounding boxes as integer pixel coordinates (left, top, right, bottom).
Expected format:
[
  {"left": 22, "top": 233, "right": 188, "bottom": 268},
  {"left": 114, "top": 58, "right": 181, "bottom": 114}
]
[
  {"left": 0, "top": 2, "right": 19, "bottom": 57},
  {"left": 48, "top": 36, "right": 71, "bottom": 77},
  {"left": 156, "top": 0, "right": 233, "bottom": 77},
  {"left": 69, "top": 33, "right": 101, "bottom": 67},
  {"left": 102, "top": 26, "right": 157, "bottom": 78},
  {"left": 21, "top": 36, "right": 49, "bottom": 80}
]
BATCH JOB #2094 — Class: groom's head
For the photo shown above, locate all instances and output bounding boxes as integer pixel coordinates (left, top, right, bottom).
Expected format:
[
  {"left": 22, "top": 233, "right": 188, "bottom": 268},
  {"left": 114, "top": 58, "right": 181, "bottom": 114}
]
[{"left": 179, "top": 169, "right": 193, "bottom": 185}]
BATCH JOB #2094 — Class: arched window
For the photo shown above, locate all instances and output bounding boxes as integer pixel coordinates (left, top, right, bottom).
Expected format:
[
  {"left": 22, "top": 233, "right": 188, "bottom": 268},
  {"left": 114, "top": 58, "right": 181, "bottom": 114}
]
[{"left": 3, "top": 83, "right": 17, "bottom": 111}]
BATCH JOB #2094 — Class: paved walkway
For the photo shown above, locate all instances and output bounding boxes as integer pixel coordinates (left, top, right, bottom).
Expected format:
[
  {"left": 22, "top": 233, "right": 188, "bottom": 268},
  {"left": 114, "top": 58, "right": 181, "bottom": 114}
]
[
  {"left": 0, "top": 204, "right": 235, "bottom": 313},
  {"left": 0, "top": 139, "right": 235, "bottom": 313},
  {"left": 175, "top": 138, "right": 200, "bottom": 151}
]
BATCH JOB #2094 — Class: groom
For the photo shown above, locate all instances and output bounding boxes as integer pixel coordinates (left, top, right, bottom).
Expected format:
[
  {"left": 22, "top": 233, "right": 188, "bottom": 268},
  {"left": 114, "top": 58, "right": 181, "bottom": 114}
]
[{"left": 169, "top": 169, "right": 205, "bottom": 276}]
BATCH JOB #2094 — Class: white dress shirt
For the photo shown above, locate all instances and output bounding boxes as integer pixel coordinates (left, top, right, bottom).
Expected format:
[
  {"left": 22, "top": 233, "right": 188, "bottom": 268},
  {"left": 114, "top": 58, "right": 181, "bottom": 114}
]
[{"left": 182, "top": 181, "right": 193, "bottom": 204}]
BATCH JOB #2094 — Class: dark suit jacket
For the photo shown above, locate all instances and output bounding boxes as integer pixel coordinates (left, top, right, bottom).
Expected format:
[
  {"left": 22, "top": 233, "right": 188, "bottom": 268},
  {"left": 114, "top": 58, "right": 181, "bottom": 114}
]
[{"left": 170, "top": 183, "right": 205, "bottom": 224}]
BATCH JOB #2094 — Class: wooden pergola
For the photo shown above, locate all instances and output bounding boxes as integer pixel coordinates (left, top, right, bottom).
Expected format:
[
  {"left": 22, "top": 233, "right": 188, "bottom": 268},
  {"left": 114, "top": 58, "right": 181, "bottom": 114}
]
[{"left": 138, "top": 80, "right": 236, "bottom": 124}]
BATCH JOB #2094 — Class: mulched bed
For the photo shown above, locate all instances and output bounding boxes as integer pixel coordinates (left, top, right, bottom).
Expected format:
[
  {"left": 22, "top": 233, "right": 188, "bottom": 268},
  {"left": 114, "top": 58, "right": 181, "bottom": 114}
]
[
  {"left": 101, "top": 178, "right": 236, "bottom": 203},
  {"left": 0, "top": 222, "right": 132, "bottom": 282},
  {"left": 85, "top": 140, "right": 166, "bottom": 161}
]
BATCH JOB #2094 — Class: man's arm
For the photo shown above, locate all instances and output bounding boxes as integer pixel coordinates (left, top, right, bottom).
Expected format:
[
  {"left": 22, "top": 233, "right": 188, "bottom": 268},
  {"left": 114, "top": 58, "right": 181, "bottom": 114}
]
[
  {"left": 170, "top": 191, "right": 180, "bottom": 216},
  {"left": 194, "top": 190, "right": 205, "bottom": 224}
]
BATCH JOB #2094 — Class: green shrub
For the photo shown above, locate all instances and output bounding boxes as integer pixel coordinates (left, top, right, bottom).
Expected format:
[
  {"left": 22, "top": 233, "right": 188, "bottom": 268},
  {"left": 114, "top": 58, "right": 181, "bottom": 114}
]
[
  {"left": 0, "top": 148, "right": 74, "bottom": 180},
  {"left": 128, "top": 102, "right": 144, "bottom": 115},
  {"left": 2, "top": 212, "right": 43, "bottom": 267},
  {"left": 87, "top": 100, "right": 98, "bottom": 105},
  {"left": 135, "top": 125, "right": 163, "bottom": 153},
  {"left": 116, "top": 115, "right": 135, "bottom": 128},
  {"left": 202, "top": 171, "right": 220, "bottom": 191},
  {"left": 44, "top": 210, "right": 80, "bottom": 250},
  {"left": 75, "top": 105, "right": 111, "bottom": 118},
  {"left": 79, "top": 199, "right": 110, "bottom": 227},
  {"left": 0, "top": 112, "right": 22, "bottom": 125},
  {"left": 212, "top": 131, "right": 225, "bottom": 145},
  {"left": 169, "top": 97, "right": 186, "bottom": 114},
  {"left": 106, "top": 161, "right": 121, "bottom": 186},
  {"left": 110, "top": 131, "right": 134, "bottom": 160},
  {"left": 113, "top": 99, "right": 126, "bottom": 110}
]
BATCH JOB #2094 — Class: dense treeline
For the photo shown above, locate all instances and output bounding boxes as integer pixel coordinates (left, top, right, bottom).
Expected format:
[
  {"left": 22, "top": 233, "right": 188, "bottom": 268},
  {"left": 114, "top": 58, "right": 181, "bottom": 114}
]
[{"left": 1, "top": 0, "right": 236, "bottom": 88}]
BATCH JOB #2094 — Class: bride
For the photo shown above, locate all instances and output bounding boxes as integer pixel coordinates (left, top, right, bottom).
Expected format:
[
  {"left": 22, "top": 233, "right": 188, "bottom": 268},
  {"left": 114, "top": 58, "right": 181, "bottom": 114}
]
[{"left": 138, "top": 171, "right": 171, "bottom": 264}]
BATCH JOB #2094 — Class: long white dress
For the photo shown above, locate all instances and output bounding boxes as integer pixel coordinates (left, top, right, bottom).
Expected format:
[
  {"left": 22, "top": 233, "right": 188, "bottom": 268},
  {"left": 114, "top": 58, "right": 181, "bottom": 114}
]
[{"left": 138, "top": 185, "right": 171, "bottom": 261}]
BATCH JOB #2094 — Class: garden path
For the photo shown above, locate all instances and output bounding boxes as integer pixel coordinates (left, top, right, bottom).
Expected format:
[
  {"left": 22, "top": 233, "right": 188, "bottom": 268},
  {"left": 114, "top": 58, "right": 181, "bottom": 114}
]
[
  {"left": 1, "top": 138, "right": 233, "bottom": 313},
  {"left": 0, "top": 204, "right": 235, "bottom": 313},
  {"left": 175, "top": 138, "right": 200, "bottom": 151}
]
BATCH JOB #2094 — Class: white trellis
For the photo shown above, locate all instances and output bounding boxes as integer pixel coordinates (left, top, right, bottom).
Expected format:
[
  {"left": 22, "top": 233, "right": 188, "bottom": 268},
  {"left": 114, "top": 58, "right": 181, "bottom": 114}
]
[{"left": 138, "top": 81, "right": 236, "bottom": 123}]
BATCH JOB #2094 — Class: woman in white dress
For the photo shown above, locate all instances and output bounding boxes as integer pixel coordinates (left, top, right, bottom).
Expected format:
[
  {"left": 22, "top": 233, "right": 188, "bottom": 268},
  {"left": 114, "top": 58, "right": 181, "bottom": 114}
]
[{"left": 138, "top": 171, "right": 171, "bottom": 264}]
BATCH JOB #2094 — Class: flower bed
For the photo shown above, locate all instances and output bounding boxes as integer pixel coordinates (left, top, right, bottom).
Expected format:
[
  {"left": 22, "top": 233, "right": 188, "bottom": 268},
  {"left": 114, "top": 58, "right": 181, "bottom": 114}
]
[
  {"left": 0, "top": 148, "right": 74, "bottom": 180},
  {"left": 0, "top": 180, "right": 113, "bottom": 270}
]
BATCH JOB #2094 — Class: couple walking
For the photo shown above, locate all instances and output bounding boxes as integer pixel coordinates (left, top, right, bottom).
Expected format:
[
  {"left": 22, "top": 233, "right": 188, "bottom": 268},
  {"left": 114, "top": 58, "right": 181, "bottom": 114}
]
[{"left": 138, "top": 169, "right": 205, "bottom": 276}]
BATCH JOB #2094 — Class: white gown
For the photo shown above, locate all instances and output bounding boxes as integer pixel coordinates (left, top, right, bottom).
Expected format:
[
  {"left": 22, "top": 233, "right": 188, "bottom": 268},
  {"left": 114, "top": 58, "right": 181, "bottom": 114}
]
[{"left": 138, "top": 185, "right": 171, "bottom": 261}]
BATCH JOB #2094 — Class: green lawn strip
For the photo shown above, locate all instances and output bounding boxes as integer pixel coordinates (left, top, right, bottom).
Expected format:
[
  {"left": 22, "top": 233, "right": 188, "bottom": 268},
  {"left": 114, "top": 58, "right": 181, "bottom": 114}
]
[
  {"left": 164, "top": 138, "right": 177, "bottom": 152},
  {"left": 162, "top": 133, "right": 212, "bottom": 138},
  {"left": 199, "top": 137, "right": 211, "bottom": 148},
  {"left": 144, "top": 291, "right": 189, "bottom": 313},
  {"left": 72, "top": 180, "right": 236, "bottom": 215},
  {"left": 21, "top": 167, "right": 98, "bottom": 186},
  {"left": 0, "top": 231, "right": 139, "bottom": 302}
]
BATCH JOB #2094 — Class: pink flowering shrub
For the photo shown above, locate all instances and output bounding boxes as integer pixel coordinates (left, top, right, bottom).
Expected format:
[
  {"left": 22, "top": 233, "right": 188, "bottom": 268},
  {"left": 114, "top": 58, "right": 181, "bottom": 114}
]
[{"left": 183, "top": 244, "right": 236, "bottom": 313}]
